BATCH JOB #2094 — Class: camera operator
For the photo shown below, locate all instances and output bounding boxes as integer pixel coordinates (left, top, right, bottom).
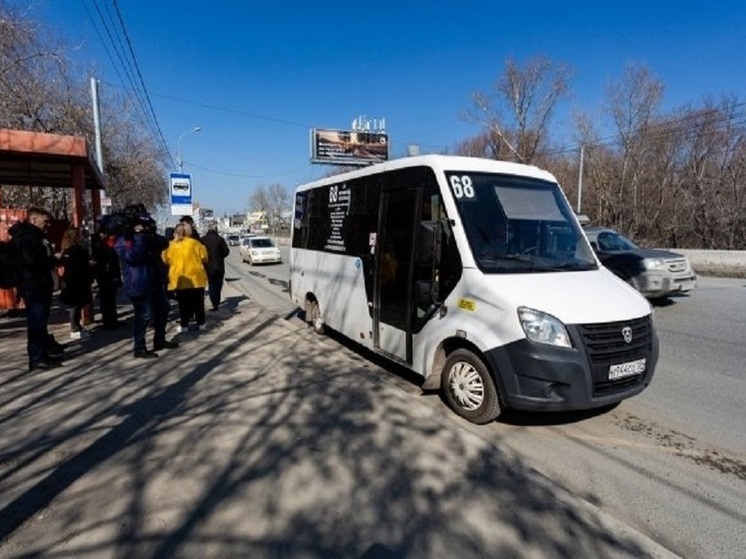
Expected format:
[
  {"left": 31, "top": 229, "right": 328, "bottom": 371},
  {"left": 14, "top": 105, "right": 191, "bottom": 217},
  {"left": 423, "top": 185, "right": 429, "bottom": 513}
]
[{"left": 114, "top": 206, "right": 177, "bottom": 358}]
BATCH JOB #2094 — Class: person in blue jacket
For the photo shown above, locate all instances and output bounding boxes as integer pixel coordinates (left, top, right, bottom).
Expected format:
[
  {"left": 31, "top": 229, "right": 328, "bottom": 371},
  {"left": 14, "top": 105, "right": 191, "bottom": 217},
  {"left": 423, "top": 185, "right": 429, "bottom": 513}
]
[
  {"left": 114, "top": 209, "right": 177, "bottom": 359},
  {"left": 115, "top": 218, "right": 156, "bottom": 358}
]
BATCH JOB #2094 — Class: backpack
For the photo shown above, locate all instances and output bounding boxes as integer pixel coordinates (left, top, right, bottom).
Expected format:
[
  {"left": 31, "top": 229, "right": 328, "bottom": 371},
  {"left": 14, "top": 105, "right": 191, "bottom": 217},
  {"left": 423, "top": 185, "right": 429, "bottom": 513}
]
[{"left": 0, "top": 240, "right": 21, "bottom": 289}]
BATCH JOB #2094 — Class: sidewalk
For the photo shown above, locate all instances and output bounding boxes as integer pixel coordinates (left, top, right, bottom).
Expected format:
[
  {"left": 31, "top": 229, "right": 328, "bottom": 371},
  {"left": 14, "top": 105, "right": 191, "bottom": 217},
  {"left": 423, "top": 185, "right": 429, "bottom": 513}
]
[{"left": 0, "top": 285, "right": 677, "bottom": 558}]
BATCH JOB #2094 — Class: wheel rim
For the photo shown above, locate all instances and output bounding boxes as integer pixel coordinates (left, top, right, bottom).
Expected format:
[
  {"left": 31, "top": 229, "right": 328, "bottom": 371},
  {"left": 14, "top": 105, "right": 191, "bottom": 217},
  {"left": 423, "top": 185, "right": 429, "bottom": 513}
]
[{"left": 448, "top": 361, "right": 484, "bottom": 411}]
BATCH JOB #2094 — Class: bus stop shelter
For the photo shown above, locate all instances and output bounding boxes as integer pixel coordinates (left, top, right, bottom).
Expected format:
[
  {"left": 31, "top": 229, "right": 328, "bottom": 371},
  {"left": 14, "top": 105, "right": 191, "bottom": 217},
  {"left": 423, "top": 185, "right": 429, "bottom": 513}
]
[
  {"left": 0, "top": 128, "right": 105, "bottom": 227},
  {"left": 0, "top": 128, "right": 105, "bottom": 311}
]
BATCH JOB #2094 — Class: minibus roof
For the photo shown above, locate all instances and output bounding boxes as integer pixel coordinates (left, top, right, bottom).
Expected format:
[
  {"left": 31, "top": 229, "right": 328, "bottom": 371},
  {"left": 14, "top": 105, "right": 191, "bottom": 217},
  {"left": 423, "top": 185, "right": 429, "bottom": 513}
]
[{"left": 295, "top": 154, "right": 557, "bottom": 192}]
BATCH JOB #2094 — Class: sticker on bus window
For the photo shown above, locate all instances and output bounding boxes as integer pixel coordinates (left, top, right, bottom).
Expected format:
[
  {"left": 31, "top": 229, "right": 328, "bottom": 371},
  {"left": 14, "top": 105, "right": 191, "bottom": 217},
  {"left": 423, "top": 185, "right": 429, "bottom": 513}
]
[
  {"left": 449, "top": 175, "right": 476, "bottom": 200},
  {"left": 457, "top": 298, "right": 476, "bottom": 311}
]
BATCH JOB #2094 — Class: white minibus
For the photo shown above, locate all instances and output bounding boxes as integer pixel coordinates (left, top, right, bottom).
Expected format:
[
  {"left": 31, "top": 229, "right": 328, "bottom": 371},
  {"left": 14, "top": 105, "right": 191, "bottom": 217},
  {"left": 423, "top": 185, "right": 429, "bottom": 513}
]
[{"left": 289, "top": 155, "right": 658, "bottom": 424}]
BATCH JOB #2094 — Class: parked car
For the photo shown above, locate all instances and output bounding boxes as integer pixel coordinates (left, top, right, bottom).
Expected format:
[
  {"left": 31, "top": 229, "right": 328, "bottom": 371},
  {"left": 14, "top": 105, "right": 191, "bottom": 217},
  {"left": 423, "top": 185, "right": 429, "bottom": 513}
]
[
  {"left": 584, "top": 226, "right": 697, "bottom": 299},
  {"left": 226, "top": 234, "right": 241, "bottom": 246},
  {"left": 240, "top": 236, "right": 282, "bottom": 265}
]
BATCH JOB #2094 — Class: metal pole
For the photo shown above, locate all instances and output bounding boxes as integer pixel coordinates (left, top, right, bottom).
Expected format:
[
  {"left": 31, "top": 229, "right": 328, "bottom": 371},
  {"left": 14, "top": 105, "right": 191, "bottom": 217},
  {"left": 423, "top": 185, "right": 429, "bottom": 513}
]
[
  {"left": 177, "top": 127, "right": 201, "bottom": 172},
  {"left": 90, "top": 77, "right": 108, "bottom": 215},
  {"left": 576, "top": 145, "right": 585, "bottom": 213}
]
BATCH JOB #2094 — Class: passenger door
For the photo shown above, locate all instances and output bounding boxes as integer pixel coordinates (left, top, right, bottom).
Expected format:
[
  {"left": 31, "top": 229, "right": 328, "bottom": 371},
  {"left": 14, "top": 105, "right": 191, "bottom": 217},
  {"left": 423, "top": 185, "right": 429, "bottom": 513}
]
[{"left": 374, "top": 188, "right": 419, "bottom": 363}]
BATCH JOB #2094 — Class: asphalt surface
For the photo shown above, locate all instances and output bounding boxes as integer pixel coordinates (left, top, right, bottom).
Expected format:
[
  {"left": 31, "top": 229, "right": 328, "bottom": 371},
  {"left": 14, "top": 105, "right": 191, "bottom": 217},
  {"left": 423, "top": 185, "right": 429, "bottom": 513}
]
[{"left": 0, "top": 284, "right": 678, "bottom": 558}]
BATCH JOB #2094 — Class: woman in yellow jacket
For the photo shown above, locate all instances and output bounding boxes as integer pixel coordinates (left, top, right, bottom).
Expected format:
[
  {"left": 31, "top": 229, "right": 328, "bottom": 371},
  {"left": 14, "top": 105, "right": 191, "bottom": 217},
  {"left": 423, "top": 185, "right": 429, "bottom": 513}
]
[{"left": 162, "top": 222, "right": 208, "bottom": 332}]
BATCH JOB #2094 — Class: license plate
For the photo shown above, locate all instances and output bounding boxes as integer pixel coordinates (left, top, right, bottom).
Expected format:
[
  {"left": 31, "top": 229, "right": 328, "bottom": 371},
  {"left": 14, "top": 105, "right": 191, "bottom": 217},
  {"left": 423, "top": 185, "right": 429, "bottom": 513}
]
[{"left": 608, "top": 358, "right": 646, "bottom": 380}]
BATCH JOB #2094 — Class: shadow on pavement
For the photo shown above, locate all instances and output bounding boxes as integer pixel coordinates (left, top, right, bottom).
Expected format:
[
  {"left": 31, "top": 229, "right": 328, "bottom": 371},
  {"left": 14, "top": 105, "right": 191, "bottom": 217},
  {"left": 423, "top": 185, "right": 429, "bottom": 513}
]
[{"left": 0, "top": 296, "right": 656, "bottom": 558}]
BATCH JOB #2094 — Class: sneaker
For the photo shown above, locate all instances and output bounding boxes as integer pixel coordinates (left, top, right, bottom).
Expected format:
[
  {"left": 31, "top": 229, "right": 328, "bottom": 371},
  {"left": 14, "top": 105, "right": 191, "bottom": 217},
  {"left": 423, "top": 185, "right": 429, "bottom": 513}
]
[
  {"left": 70, "top": 331, "right": 82, "bottom": 340},
  {"left": 178, "top": 326, "right": 189, "bottom": 333},
  {"left": 29, "top": 358, "right": 63, "bottom": 371},
  {"left": 134, "top": 349, "right": 159, "bottom": 359},
  {"left": 154, "top": 340, "right": 179, "bottom": 350},
  {"left": 197, "top": 324, "right": 206, "bottom": 331},
  {"left": 47, "top": 346, "right": 64, "bottom": 358}
]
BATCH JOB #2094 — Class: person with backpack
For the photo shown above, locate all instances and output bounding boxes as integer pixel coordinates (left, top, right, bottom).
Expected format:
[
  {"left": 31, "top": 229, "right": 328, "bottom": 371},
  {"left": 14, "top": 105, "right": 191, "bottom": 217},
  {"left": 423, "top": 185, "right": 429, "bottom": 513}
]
[{"left": 8, "top": 207, "right": 65, "bottom": 371}]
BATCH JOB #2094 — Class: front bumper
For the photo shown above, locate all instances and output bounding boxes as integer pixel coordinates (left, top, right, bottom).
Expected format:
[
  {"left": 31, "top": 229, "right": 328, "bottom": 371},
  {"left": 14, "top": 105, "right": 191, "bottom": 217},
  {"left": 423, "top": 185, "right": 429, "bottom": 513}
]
[{"left": 485, "top": 319, "right": 659, "bottom": 412}]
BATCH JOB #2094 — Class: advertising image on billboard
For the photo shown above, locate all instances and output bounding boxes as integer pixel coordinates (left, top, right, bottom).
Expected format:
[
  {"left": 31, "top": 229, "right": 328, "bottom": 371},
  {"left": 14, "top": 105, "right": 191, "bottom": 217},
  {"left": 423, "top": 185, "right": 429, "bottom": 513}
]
[{"left": 311, "top": 128, "right": 389, "bottom": 166}]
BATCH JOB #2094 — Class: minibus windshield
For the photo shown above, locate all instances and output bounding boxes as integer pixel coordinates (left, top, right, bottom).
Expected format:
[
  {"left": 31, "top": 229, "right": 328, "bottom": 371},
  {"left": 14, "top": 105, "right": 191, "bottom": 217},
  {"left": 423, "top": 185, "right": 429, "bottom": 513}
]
[{"left": 445, "top": 171, "right": 597, "bottom": 274}]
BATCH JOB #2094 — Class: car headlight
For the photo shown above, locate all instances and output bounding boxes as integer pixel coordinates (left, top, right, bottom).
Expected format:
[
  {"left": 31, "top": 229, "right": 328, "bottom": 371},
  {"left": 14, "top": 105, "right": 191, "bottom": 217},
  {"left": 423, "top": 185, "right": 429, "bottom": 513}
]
[
  {"left": 518, "top": 307, "right": 572, "bottom": 348},
  {"left": 643, "top": 258, "right": 666, "bottom": 271}
]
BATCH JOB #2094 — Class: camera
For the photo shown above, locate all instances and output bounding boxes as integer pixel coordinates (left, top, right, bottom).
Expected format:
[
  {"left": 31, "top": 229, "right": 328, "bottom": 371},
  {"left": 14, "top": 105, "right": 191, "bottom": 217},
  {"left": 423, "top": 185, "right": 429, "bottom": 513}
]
[{"left": 100, "top": 204, "right": 156, "bottom": 238}]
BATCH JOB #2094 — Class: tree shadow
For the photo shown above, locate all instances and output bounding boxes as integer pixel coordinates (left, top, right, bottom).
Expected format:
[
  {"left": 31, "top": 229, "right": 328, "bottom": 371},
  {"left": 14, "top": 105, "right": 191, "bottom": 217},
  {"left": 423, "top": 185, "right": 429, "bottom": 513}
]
[{"left": 0, "top": 301, "right": 657, "bottom": 559}]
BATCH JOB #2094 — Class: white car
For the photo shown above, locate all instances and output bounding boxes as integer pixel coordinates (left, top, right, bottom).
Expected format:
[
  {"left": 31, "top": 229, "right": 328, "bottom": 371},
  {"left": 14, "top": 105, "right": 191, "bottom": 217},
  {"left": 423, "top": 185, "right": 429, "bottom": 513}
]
[{"left": 240, "top": 236, "right": 282, "bottom": 265}]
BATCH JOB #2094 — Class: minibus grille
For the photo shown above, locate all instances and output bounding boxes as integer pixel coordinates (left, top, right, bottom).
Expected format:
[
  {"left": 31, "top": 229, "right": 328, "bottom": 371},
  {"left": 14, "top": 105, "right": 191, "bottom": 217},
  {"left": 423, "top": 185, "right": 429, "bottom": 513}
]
[{"left": 578, "top": 316, "right": 652, "bottom": 396}]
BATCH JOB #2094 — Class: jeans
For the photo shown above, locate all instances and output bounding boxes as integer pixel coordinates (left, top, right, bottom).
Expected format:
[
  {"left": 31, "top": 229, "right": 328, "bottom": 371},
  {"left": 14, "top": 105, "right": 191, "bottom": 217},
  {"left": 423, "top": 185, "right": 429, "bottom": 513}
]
[
  {"left": 207, "top": 272, "right": 224, "bottom": 309},
  {"left": 151, "top": 287, "right": 170, "bottom": 346},
  {"left": 21, "top": 288, "right": 52, "bottom": 365},
  {"left": 130, "top": 295, "right": 152, "bottom": 353},
  {"left": 69, "top": 306, "right": 83, "bottom": 333}
]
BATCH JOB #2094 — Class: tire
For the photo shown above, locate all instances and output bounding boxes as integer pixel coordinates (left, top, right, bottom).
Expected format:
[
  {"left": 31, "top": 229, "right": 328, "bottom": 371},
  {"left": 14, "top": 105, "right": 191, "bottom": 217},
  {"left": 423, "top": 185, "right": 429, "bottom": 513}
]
[
  {"left": 441, "top": 349, "right": 501, "bottom": 424},
  {"left": 306, "top": 300, "right": 324, "bottom": 335}
]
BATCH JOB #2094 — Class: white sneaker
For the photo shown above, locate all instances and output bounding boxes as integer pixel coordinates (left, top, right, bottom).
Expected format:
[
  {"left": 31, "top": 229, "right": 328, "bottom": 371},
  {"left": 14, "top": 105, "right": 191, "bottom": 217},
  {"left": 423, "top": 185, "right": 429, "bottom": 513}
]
[{"left": 178, "top": 326, "right": 189, "bottom": 333}]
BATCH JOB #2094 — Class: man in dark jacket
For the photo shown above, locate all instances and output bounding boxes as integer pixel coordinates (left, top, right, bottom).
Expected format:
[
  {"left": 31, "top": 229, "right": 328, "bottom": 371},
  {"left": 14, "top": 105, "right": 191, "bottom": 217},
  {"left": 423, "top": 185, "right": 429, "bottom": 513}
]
[
  {"left": 9, "top": 207, "right": 64, "bottom": 371},
  {"left": 201, "top": 223, "right": 230, "bottom": 310}
]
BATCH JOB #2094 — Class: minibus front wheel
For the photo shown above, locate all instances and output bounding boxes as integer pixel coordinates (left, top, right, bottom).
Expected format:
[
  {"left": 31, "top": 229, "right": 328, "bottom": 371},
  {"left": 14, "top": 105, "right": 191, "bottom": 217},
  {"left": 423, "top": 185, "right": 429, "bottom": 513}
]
[{"left": 442, "top": 349, "right": 501, "bottom": 424}]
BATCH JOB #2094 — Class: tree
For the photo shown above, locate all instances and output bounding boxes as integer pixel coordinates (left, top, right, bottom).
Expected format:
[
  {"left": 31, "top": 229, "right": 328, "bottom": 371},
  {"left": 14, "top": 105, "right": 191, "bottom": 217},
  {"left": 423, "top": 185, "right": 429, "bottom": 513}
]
[
  {"left": 463, "top": 55, "right": 572, "bottom": 164},
  {"left": 0, "top": 2, "right": 169, "bottom": 216},
  {"left": 248, "top": 183, "right": 290, "bottom": 235}
]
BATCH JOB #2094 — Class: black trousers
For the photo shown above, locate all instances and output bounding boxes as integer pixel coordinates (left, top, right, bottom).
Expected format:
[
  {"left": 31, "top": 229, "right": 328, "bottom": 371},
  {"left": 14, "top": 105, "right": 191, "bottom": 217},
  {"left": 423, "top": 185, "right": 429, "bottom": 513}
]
[
  {"left": 98, "top": 283, "right": 119, "bottom": 327},
  {"left": 175, "top": 287, "right": 205, "bottom": 327},
  {"left": 207, "top": 272, "right": 224, "bottom": 309}
]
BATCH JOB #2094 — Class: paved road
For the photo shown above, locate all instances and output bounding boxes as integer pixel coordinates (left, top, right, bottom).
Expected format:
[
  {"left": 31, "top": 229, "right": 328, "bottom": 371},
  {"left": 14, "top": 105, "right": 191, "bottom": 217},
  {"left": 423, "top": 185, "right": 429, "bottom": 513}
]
[
  {"left": 0, "top": 275, "right": 674, "bottom": 558},
  {"left": 228, "top": 249, "right": 745, "bottom": 559}
]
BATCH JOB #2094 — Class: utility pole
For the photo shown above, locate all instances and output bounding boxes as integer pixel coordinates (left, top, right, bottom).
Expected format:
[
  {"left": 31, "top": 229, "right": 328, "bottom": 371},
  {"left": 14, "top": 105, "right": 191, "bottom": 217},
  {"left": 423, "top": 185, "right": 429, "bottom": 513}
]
[
  {"left": 576, "top": 145, "right": 585, "bottom": 214},
  {"left": 90, "top": 77, "right": 108, "bottom": 215}
]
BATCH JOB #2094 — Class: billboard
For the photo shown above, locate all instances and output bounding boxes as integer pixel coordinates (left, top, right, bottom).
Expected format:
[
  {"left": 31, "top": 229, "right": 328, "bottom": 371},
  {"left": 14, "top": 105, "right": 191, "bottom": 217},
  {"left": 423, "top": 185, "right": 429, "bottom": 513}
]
[
  {"left": 311, "top": 128, "right": 389, "bottom": 166},
  {"left": 169, "top": 172, "right": 193, "bottom": 216}
]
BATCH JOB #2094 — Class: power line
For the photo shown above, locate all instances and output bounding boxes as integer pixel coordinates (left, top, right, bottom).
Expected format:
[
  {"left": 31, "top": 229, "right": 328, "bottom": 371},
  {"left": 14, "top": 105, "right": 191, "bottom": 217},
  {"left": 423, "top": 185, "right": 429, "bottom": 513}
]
[
  {"left": 110, "top": 0, "right": 171, "bottom": 162},
  {"left": 82, "top": 0, "right": 172, "bottom": 165}
]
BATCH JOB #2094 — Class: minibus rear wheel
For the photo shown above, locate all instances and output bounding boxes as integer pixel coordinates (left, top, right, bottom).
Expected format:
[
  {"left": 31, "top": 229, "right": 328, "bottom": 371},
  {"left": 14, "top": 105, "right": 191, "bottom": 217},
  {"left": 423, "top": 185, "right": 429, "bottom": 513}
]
[
  {"left": 441, "top": 349, "right": 501, "bottom": 424},
  {"left": 306, "top": 299, "right": 324, "bottom": 335}
]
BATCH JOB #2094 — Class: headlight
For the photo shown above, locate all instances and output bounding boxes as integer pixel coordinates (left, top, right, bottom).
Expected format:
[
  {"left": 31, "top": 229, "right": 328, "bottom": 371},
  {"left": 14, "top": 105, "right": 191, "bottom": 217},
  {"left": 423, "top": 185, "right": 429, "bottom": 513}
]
[
  {"left": 518, "top": 307, "right": 572, "bottom": 348},
  {"left": 643, "top": 258, "right": 666, "bottom": 271}
]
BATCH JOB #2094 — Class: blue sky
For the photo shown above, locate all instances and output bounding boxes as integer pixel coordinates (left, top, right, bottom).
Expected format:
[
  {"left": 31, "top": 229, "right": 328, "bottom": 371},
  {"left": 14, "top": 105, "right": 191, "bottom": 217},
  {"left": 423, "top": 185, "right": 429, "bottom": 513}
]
[{"left": 33, "top": 1, "right": 746, "bottom": 217}]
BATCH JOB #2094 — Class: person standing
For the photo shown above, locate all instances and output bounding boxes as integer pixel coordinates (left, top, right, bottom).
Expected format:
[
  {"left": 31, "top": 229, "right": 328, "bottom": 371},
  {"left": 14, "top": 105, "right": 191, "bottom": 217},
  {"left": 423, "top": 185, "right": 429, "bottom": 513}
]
[
  {"left": 115, "top": 216, "right": 159, "bottom": 358},
  {"left": 91, "top": 224, "right": 122, "bottom": 329},
  {"left": 201, "top": 222, "right": 230, "bottom": 311},
  {"left": 149, "top": 227, "right": 177, "bottom": 351},
  {"left": 179, "top": 215, "right": 200, "bottom": 239},
  {"left": 162, "top": 222, "right": 208, "bottom": 332},
  {"left": 59, "top": 227, "right": 94, "bottom": 340},
  {"left": 9, "top": 207, "right": 64, "bottom": 370}
]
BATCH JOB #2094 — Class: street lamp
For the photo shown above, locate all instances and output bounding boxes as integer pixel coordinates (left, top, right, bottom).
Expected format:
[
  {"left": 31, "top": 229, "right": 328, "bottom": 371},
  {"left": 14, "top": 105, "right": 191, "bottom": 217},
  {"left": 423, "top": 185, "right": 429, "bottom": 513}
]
[{"left": 176, "top": 126, "right": 202, "bottom": 172}]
